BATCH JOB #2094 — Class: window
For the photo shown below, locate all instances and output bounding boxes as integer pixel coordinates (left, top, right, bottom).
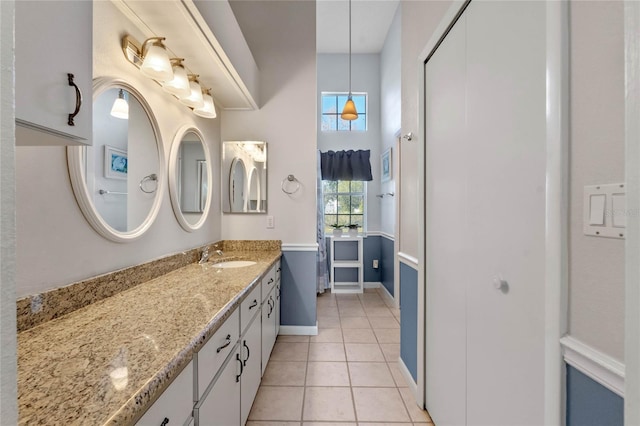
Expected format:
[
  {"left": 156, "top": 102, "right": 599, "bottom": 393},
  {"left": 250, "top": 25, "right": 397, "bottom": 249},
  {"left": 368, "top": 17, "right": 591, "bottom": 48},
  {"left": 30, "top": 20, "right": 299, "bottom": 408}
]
[
  {"left": 321, "top": 93, "right": 367, "bottom": 131},
  {"left": 323, "top": 180, "right": 366, "bottom": 234}
]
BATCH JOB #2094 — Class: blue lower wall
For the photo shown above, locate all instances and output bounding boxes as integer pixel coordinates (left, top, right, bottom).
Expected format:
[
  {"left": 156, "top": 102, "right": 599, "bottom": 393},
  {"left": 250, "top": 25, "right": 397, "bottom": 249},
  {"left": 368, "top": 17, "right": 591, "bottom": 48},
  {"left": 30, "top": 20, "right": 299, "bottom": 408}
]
[
  {"left": 400, "top": 262, "right": 418, "bottom": 381},
  {"left": 280, "top": 250, "right": 317, "bottom": 327},
  {"left": 566, "top": 365, "right": 623, "bottom": 426},
  {"left": 381, "top": 236, "right": 394, "bottom": 296},
  {"left": 363, "top": 236, "right": 382, "bottom": 282}
]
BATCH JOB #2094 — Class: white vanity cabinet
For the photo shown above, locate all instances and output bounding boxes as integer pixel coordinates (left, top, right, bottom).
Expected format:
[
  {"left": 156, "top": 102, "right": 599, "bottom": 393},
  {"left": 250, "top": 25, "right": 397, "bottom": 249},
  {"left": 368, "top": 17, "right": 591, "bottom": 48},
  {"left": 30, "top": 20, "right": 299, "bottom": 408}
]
[
  {"left": 275, "top": 264, "right": 281, "bottom": 335},
  {"left": 136, "top": 361, "right": 194, "bottom": 426},
  {"left": 15, "top": 0, "right": 92, "bottom": 145},
  {"left": 195, "top": 345, "right": 242, "bottom": 426},
  {"left": 240, "top": 314, "right": 262, "bottom": 425},
  {"left": 260, "top": 262, "right": 280, "bottom": 375}
]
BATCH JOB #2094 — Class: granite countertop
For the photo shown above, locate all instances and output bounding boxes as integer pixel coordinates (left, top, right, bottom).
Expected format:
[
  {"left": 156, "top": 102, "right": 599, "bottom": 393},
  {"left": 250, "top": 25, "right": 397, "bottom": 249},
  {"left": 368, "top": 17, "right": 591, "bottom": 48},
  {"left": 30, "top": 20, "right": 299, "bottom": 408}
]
[{"left": 17, "top": 249, "right": 281, "bottom": 425}]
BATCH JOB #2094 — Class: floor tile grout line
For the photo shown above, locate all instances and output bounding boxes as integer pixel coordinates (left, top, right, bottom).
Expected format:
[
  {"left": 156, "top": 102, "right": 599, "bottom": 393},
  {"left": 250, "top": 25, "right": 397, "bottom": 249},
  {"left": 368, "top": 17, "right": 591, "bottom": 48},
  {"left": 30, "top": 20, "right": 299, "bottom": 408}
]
[
  {"left": 341, "top": 309, "right": 360, "bottom": 424},
  {"left": 299, "top": 338, "right": 310, "bottom": 423}
]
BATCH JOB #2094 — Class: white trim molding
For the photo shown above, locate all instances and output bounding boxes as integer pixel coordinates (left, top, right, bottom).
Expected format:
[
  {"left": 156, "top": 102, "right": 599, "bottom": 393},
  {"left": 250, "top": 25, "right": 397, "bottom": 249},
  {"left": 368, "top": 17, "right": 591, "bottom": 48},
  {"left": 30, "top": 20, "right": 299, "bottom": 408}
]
[
  {"left": 281, "top": 243, "right": 318, "bottom": 252},
  {"left": 364, "top": 282, "right": 381, "bottom": 289},
  {"left": 366, "top": 231, "right": 395, "bottom": 241},
  {"left": 278, "top": 322, "right": 318, "bottom": 336},
  {"left": 398, "top": 252, "right": 419, "bottom": 270},
  {"left": 560, "top": 335, "right": 625, "bottom": 397},
  {"left": 378, "top": 283, "right": 395, "bottom": 306},
  {"left": 399, "top": 356, "right": 419, "bottom": 399}
]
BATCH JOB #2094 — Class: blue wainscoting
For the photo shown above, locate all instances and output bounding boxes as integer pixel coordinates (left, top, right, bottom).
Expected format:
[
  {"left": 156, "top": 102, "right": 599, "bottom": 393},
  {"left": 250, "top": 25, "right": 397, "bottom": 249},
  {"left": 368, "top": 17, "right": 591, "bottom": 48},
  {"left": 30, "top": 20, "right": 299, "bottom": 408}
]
[
  {"left": 280, "top": 250, "right": 317, "bottom": 327},
  {"left": 381, "top": 236, "right": 394, "bottom": 296},
  {"left": 400, "top": 262, "right": 418, "bottom": 382},
  {"left": 363, "top": 235, "right": 382, "bottom": 282},
  {"left": 566, "top": 365, "right": 623, "bottom": 426}
]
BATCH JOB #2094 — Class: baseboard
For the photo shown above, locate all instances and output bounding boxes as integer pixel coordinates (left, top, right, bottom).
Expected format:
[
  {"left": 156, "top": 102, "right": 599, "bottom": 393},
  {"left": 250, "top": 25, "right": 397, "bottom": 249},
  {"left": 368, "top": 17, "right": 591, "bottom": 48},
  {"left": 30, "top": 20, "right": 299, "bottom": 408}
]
[
  {"left": 364, "top": 282, "right": 381, "bottom": 289},
  {"left": 398, "top": 356, "right": 419, "bottom": 398},
  {"left": 278, "top": 322, "right": 318, "bottom": 336},
  {"left": 560, "top": 335, "right": 625, "bottom": 397},
  {"left": 378, "top": 283, "right": 396, "bottom": 307}
]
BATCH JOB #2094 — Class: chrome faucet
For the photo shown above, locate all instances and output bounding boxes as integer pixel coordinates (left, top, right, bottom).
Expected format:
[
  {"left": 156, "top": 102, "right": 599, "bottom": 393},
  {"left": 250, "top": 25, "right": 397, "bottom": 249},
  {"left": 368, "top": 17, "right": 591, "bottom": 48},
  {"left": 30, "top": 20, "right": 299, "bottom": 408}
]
[
  {"left": 199, "top": 247, "right": 210, "bottom": 264},
  {"left": 216, "top": 250, "right": 224, "bottom": 256}
]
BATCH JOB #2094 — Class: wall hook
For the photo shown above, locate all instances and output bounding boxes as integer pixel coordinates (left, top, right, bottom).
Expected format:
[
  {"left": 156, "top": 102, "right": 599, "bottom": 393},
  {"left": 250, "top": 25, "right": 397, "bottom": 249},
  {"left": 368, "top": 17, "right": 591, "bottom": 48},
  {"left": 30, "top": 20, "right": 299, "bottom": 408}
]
[{"left": 402, "top": 132, "right": 413, "bottom": 141}]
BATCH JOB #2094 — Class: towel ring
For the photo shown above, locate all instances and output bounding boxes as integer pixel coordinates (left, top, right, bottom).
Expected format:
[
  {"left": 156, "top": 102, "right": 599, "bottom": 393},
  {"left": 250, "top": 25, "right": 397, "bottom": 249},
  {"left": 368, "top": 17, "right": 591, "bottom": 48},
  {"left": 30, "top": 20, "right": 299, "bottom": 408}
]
[
  {"left": 281, "top": 174, "right": 300, "bottom": 195},
  {"left": 139, "top": 173, "right": 158, "bottom": 194}
]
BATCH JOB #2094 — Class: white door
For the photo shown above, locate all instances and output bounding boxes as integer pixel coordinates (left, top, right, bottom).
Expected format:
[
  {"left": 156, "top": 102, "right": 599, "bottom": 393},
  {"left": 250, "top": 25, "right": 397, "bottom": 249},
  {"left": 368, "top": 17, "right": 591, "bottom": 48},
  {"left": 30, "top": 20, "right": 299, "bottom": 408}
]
[{"left": 425, "top": 1, "right": 547, "bottom": 424}]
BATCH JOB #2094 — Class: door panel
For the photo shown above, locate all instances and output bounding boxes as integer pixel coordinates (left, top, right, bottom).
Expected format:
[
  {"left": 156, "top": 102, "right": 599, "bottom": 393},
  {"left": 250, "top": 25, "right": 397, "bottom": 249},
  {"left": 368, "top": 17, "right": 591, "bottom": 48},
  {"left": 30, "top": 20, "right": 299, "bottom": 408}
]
[{"left": 424, "top": 13, "right": 468, "bottom": 426}]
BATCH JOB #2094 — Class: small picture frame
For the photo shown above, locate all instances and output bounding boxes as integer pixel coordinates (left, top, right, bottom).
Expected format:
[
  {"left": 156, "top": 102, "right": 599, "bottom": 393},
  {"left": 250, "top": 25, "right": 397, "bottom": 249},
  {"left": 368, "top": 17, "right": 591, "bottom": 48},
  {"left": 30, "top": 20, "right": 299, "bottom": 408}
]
[
  {"left": 104, "top": 145, "right": 128, "bottom": 180},
  {"left": 381, "top": 147, "right": 392, "bottom": 182}
]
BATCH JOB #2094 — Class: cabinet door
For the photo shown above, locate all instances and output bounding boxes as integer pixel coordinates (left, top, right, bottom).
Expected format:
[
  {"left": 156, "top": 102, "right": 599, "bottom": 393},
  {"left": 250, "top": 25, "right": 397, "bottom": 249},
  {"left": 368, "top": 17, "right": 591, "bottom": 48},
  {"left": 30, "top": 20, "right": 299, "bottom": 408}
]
[
  {"left": 240, "top": 315, "right": 262, "bottom": 425},
  {"left": 261, "top": 289, "right": 277, "bottom": 375},
  {"left": 195, "top": 347, "right": 241, "bottom": 426},
  {"left": 15, "top": 1, "right": 92, "bottom": 144},
  {"left": 136, "top": 361, "right": 194, "bottom": 426},
  {"left": 275, "top": 281, "right": 281, "bottom": 336}
]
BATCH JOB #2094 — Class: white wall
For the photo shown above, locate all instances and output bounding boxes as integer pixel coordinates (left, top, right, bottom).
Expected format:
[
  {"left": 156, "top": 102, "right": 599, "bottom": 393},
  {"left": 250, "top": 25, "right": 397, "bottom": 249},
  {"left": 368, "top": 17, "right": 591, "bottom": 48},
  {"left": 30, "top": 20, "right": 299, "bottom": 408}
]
[
  {"left": 14, "top": 1, "right": 221, "bottom": 298},
  {"left": 317, "top": 53, "right": 381, "bottom": 233},
  {"left": 222, "top": 0, "right": 316, "bottom": 245},
  {"left": 569, "top": 0, "right": 625, "bottom": 361},
  {"left": 380, "top": 6, "right": 401, "bottom": 237},
  {"left": 400, "top": 0, "right": 452, "bottom": 258},
  {"left": 0, "top": 0, "right": 17, "bottom": 422}
]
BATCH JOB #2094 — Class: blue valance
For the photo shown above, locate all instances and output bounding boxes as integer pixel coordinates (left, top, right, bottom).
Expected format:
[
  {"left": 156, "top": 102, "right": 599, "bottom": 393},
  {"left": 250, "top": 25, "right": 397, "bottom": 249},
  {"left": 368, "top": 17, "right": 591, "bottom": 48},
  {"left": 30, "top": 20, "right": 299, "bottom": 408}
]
[{"left": 320, "top": 150, "right": 373, "bottom": 181}]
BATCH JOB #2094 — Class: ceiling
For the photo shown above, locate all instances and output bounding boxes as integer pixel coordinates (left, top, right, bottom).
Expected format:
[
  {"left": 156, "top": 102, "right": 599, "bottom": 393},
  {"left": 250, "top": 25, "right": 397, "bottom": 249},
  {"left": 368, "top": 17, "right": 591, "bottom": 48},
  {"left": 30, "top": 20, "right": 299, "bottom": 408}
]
[{"left": 316, "top": 0, "right": 400, "bottom": 54}]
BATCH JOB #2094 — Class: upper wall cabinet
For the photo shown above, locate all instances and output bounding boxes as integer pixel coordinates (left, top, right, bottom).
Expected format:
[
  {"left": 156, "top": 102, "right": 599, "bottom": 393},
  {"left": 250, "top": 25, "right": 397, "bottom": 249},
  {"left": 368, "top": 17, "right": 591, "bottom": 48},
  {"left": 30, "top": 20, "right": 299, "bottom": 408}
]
[
  {"left": 113, "top": 0, "right": 259, "bottom": 111},
  {"left": 15, "top": 1, "right": 92, "bottom": 146}
]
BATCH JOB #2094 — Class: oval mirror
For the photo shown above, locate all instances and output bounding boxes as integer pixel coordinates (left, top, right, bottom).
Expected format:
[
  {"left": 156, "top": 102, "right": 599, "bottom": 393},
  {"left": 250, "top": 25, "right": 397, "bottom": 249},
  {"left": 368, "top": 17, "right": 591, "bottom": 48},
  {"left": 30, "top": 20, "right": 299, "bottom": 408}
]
[
  {"left": 168, "top": 126, "right": 212, "bottom": 231},
  {"left": 229, "top": 158, "right": 247, "bottom": 212},
  {"left": 67, "top": 78, "right": 165, "bottom": 242},
  {"left": 247, "top": 167, "right": 260, "bottom": 212},
  {"left": 222, "top": 141, "right": 267, "bottom": 213}
]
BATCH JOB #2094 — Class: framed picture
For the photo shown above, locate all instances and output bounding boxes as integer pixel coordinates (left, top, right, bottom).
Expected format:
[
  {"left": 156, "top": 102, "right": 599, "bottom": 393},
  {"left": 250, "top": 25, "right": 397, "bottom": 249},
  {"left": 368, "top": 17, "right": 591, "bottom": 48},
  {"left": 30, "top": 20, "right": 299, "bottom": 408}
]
[
  {"left": 381, "top": 147, "right": 392, "bottom": 182},
  {"left": 104, "top": 145, "right": 128, "bottom": 180}
]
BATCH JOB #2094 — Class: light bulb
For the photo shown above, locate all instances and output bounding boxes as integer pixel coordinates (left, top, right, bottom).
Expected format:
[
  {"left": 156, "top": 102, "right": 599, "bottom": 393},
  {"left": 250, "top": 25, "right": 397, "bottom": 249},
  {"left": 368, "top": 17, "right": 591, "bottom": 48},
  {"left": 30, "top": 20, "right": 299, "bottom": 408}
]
[
  {"left": 193, "top": 92, "right": 217, "bottom": 118},
  {"left": 180, "top": 78, "right": 204, "bottom": 108},
  {"left": 163, "top": 60, "right": 190, "bottom": 98},
  {"left": 140, "top": 39, "right": 173, "bottom": 82}
]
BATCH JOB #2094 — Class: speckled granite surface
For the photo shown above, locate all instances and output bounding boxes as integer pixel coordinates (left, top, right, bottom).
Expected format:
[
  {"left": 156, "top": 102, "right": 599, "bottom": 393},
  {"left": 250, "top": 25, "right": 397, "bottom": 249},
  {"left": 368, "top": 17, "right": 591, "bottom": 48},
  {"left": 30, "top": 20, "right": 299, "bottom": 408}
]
[{"left": 18, "top": 244, "right": 281, "bottom": 425}]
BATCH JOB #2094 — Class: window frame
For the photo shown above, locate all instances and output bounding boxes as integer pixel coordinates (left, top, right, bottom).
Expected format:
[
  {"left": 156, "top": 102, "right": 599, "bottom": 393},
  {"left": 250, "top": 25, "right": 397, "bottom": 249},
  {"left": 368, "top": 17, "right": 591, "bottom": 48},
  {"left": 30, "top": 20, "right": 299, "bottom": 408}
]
[
  {"left": 322, "top": 180, "right": 367, "bottom": 235},
  {"left": 320, "top": 92, "right": 368, "bottom": 132}
]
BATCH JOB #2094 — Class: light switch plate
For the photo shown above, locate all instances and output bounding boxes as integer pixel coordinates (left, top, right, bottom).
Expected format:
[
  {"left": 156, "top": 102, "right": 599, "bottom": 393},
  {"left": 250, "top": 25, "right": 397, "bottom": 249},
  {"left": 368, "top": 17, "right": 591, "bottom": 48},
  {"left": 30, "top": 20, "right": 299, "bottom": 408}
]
[
  {"left": 266, "top": 216, "right": 275, "bottom": 229},
  {"left": 583, "top": 183, "right": 626, "bottom": 239}
]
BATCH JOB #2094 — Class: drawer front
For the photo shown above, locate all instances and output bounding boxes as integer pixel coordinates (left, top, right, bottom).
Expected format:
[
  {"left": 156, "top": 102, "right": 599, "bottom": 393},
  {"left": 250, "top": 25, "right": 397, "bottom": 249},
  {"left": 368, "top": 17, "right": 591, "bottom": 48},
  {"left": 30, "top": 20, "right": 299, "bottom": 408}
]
[
  {"left": 196, "top": 309, "right": 239, "bottom": 399},
  {"left": 136, "top": 361, "right": 193, "bottom": 426},
  {"left": 240, "top": 284, "right": 261, "bottom": 334},
  {"left": 261, "top": 266, "right": 277, "bottom": 302}
]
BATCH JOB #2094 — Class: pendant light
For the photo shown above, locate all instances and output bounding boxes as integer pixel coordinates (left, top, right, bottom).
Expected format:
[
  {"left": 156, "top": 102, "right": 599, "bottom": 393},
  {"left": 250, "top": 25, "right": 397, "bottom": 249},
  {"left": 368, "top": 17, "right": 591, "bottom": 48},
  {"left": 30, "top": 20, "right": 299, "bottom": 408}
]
[
  {"left": 140, "top": 37, "right": 173, "bottom": 82},
  {"left": 110, "top": 89, "right": 129, "bottom": 120},
  {"left": 341, "top": 0, "right": 358, "bottom": 121}
]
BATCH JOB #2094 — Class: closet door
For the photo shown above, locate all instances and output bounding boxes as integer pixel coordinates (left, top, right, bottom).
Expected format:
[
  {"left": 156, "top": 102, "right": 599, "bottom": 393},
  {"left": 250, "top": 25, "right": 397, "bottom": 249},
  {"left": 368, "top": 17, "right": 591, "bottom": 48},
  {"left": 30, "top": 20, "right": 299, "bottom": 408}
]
[
  {"left": 424, "top": 13, "right": 468, "bottom": 426},
  {"left": 464, "top": 1, "right": 546, "bottom": 424}
]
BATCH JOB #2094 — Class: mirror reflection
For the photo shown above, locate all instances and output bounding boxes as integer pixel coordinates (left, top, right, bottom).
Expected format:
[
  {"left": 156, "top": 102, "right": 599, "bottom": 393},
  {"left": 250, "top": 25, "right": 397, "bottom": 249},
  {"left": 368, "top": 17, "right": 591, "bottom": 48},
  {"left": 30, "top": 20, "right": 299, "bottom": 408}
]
[
  {"left": 222, "top": 141, "right": 267, "bottom": 213},
  {"left": 169, "top": 128, "right": 212, "bottom": 231},
  {"left": 89, "top": 86, "right": 160, "bottom": 232}
]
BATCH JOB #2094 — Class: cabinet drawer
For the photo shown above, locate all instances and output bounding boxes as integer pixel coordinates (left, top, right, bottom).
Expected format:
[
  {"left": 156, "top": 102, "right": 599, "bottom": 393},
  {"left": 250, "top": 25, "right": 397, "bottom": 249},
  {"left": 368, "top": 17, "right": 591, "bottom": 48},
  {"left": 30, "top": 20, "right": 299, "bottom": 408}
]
[
  {"left": 196, "top": 309, "right": 239, "bottom": 399},
  {"left": 136, "top": 361, "right": 193, "bottom": 426},
  {"left": 262, "top": 266, "right": 277, "bottom": 302},
  {"left": 241, "top": 284, "right": 261, "bottom": 334}
]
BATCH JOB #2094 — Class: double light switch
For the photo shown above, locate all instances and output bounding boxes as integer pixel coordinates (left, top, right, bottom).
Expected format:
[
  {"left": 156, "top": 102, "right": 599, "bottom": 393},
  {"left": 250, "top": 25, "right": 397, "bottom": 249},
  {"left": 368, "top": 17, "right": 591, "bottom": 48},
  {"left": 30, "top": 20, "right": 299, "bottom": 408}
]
[{"left": 584, "top": 183, "right": 626, "bottom": 239}]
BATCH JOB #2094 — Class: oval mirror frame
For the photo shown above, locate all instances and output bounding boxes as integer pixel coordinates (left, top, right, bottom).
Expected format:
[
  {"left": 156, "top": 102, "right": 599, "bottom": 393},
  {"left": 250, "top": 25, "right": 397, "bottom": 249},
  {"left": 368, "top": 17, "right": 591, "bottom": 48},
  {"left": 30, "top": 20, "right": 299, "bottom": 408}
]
[
  {"left": 67, "top": 77, "right": 165, "bottom": 243},
  {"left": 168, "top": 125, "right": 212, "bottom": 232},
  {"left": 229, "top": 157, "right": 247, "bottom": 212}
]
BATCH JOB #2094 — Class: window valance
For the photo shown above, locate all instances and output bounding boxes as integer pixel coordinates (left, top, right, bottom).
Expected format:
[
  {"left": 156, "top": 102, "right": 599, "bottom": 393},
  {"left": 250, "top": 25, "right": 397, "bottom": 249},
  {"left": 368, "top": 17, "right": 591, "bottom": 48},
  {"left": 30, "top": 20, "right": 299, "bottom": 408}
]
[{"left": 320, "top": 150, "right": 373, "bottom": 181}]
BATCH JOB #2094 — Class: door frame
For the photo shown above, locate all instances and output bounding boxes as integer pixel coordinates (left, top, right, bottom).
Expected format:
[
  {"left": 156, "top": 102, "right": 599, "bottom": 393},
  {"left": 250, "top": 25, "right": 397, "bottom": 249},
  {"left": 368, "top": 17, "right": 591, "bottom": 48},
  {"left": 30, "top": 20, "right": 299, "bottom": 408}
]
[
  {"left": 415, "top": 0, "right": 569, "bottom": 422},
  {"left": 625, "top": 1, "right": 640, "bottom": 423}
]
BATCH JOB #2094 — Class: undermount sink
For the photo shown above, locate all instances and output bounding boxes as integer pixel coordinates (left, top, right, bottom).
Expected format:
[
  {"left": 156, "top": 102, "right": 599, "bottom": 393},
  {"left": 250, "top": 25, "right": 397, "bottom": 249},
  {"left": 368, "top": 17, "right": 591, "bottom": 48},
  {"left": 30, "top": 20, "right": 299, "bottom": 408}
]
[{"left": 212, "top": 260, "right": 257, "bottom": 268}]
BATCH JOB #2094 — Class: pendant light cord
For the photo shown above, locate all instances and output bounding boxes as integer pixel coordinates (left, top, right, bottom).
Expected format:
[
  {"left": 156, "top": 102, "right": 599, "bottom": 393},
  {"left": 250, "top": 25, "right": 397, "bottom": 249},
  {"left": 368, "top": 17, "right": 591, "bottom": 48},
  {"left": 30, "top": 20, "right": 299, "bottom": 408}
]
[{"left": 348, "top": 0, "right": 352, "bottom": 97}]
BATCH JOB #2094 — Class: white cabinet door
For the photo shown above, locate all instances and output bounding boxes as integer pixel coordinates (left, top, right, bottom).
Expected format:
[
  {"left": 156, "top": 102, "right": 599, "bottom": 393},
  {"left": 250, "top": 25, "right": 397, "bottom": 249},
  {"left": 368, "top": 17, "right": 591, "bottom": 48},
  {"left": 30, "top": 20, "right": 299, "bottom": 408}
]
[
  {"left": 15, "top": 0, "right": 92, "bottom": 145},
  {"left": 275, "top": 281, "right": 281, "bottom": 336},
  {"left": 240, "top": 315, "right": 262, "bottom": 425},
  {"left": 136, "top": 361, "right": 194, "bottom": 426},
  {"left": 195, "top": 346, "right": 241, "bottom": 426},
  {"left": 261, "top": 288, "right": 277, "bottom": 375}
]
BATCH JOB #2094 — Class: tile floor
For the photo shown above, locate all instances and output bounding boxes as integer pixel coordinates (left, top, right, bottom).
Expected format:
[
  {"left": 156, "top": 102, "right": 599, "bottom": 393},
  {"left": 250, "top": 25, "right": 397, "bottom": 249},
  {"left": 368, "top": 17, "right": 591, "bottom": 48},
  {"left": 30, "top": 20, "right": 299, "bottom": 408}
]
[{"left": 247, "top": 288, "right": 434, "bottom": 425}]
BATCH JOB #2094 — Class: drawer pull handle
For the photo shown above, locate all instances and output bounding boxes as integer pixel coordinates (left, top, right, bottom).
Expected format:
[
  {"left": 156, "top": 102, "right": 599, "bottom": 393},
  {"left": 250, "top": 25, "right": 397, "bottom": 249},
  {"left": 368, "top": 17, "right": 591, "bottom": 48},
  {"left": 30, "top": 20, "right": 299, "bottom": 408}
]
[
  {"left": 276, "top": 267, "right": 281, "bottom": 273},
  {"left": 249, "top": 299, "right": 258, "bottom": 310},
  {"left": 216, "top": 334, "right": 232, "bottom": 353},
  {"left": 67, "top": 73, "right": 82, "bottom": 126},
  {"left": 243, "top": 339, "right": 250, "bottom": 366},
  {"left": 236, "top": 353, "right": 243, "bottom": 382},
  {"left": 160, "top": 418, "right": 169, "bottom": 426},
  {"left": 268, "top": 278, "right": 274, "bottom": 284}
]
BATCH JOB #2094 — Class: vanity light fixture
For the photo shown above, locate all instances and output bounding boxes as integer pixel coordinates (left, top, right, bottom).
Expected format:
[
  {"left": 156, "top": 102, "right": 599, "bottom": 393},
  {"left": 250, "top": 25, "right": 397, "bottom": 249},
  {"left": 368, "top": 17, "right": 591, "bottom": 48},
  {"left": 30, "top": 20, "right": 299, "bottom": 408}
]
[
  {"left": 139, "top": 37, "right": 173, "bottom": 82},
  {"left": 162, "top": 58, "right": 190, "bottom": 98},
  {"left": 193, "top": 89, "right": 217, "bottom": 119},
  {"left": 121, "top": 34, "right": 217, "bottom": 119},
  {"left": 180, "top": 75, "right": 205, "bottom": 109},
  {"left": 341, "top": 0, "right": 358, "bottom": 121},
  {"left": 110, "top": 89, "right": 129, "bottom": 120}
]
